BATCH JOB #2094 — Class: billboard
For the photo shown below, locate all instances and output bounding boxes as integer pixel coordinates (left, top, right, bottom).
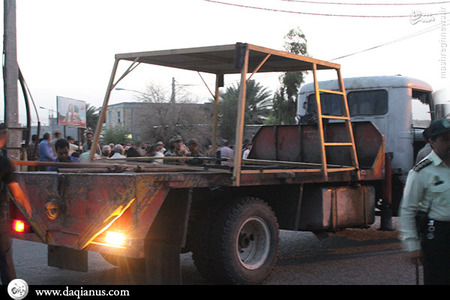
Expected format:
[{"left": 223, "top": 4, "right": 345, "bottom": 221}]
[{"left": 57, "top": 96, "right": 87, "bottom": 128}]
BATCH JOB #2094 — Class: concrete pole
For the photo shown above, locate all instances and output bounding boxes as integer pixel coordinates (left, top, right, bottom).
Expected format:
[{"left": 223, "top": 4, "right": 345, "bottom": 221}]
[
  {"left": 3, "top": 0, "right": 21, "bottom": 162},
  {"left": 170, "top": 77, "right": 175, "bottom": 103}
]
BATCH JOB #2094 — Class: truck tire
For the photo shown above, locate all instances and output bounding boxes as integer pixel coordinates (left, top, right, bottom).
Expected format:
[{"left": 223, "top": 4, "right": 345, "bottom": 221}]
[{"left": 192, "top": 196, "right": 279, "bottom": 285}]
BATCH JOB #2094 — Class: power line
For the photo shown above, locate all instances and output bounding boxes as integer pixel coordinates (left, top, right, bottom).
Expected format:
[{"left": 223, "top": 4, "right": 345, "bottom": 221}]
[
  {"left": 330, "top": 22, "right": 446, "bottom": 60},
  {"left": 204, "top": 0, "right": 450, "bottom": 18},
  {"left": 282, "top": 0, "right": 450, "bottom": 6},
  {"left": 200, "top": 23, "right": 448, "bottom": 88}
]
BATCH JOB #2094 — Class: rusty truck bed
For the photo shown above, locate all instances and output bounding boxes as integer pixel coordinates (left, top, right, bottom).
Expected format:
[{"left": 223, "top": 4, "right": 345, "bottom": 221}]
[{"left": 10, "top": 121, "right": 384, "bottom": 258}]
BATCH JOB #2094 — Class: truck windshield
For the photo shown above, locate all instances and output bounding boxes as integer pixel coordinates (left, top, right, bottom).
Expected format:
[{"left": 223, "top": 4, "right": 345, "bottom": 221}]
[
  {"left": 305, "top": 89, "right": 388, "bottom": 118},
  {"left": 412, "top": 89, "right": 432, "bottom": 127},
  {"left": 348, "top": 90, "right": 388, "bottom": 116}
]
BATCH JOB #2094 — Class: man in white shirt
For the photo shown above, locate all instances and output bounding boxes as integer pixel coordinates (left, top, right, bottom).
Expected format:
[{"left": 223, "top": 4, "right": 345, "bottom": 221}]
[
  {"left": 400, "top": 118, "right": 450, "bottom": 285},
  {"left": 219, "top": 139, "right": 234, "bottom": 166},
  {"left": 110, "top": 144, "right": 125, "bottom": 159}
]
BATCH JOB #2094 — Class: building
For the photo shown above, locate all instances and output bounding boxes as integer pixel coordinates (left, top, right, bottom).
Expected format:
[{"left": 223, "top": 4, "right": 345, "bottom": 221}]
[{"left": 105, "top": 101, "right": 213, "bottom": 144}]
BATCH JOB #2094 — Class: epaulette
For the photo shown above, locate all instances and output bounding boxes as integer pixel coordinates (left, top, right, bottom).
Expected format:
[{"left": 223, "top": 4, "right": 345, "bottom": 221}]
[{"left": 413, "top": 158, "right": 432, "bottom": 172}]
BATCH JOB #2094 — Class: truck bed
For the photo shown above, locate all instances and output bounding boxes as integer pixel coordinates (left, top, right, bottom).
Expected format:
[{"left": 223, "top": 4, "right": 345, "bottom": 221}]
[{"left": 10, "top": 121, "right": 384, "bottom": 256}]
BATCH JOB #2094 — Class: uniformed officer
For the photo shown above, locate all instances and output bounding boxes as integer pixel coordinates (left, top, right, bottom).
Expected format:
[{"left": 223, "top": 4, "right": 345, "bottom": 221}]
[
  {"left": 400, "top": 118, "right": 450, "bottom": 285},
  {"left": 0, "top": 123, "right": 31, "bottom": 285}
]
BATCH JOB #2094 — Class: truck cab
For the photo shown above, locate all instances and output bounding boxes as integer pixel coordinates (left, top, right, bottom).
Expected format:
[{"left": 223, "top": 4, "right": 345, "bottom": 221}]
[
  {"left": 434, "top": 88, "right": 450, "bottom": 119},
  {"left": 298, "top": 75, "right": 434, "bottom": 213}
]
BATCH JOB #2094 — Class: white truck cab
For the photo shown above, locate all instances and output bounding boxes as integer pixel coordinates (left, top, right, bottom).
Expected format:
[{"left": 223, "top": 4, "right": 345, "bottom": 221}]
[{"left": 298, "top": 75, "right": 434, "bottom": 212}]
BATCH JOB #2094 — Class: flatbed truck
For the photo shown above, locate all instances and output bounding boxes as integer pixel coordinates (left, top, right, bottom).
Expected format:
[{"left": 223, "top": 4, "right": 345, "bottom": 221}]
[{"left": 5, "top": 43, "right": 431, "bottom": 285}]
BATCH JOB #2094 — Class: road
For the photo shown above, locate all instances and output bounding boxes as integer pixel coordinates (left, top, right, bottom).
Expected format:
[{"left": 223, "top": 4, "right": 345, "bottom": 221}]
[{"left": 10, "top": 217, "right": 420, "bottom": 285}]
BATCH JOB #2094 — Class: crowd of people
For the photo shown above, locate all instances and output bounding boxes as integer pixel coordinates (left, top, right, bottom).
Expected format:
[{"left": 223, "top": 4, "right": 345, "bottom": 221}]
[{"left": 25, "top": 129, "right": 254, "bottom": 169}]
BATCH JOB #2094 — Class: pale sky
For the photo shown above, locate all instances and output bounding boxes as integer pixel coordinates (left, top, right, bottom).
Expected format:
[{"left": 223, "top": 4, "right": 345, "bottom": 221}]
[{"left": 1, "top": 0, "right": 449, "bottom": 125}]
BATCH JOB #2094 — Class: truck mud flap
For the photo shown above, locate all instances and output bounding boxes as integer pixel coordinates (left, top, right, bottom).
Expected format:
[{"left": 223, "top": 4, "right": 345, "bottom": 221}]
[{"left": 48, "top": 245, "right": 88, "bottom": 272}]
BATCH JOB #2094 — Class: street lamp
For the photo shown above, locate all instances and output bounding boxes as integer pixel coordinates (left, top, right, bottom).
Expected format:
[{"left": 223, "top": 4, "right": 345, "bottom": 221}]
[
  {"left": 114, "top": 87, "right": 146, "bottom": 95},
  {"left": 39, "top": 106, "right": 57, "bottom": 125}
]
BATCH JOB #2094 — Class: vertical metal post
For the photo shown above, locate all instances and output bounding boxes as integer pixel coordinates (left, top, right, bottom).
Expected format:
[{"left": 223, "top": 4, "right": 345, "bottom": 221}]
[
  {"left": 232, "top": 45, "right": 249, "bottom": 186},
  {"left": 3, "top": 0, "right": 21, "bottom": 162},
  {"left": 89, "top": 59, "right": 119, "bottom": 161},
  {"left": 336, "top": 68, "right": 360, "bottom": 179},
  {"left": 312, "top": 63, "right": 328, "bottom": 180},
  {"left": 211, "top": 74, "right": 221, "bottom": 155},
  {"left": 379, "top": 152, "right": 393, "bottom": 231}
]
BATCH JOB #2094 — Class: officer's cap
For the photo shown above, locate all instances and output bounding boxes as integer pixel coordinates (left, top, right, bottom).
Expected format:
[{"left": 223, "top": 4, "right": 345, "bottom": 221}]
[{"left": 428, "top": 118, "right": 450, "bottom": 138}]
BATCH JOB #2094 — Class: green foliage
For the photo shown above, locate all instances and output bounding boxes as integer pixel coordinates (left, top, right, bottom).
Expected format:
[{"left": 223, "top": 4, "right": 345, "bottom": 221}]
[
  {"left": 283, "top": 27, "right": 308, "bottom": 55},
  {"left": 267, "top": 27, "right": 308, "bottom": 125},
  {"left": 86, "top": 103, "right": 99, "bottom": 130},
  {"left": 103, "top": 126, "right": 131, "bottom": 145},
  {"left": 218, "top": 80, "right": 272, "bottom": 142}
]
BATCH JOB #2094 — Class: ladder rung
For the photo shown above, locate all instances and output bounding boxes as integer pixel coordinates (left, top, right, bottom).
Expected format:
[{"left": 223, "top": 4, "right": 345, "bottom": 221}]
[
  {"left": 327, "top": 167, "right": 357, "bottom": 173},
  {"left": 321, "top": 115, "right": 350, "bottom": 120},
  {"left": 324, "top": 142, "right": 354, "bottom": 147},
  {"left": 318, "top": 89, "right": 344, "bottom": 95}
]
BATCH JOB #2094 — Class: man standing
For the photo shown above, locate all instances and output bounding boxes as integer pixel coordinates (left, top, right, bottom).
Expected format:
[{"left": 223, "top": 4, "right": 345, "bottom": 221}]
[
  {"left": 50, "top": 129, "right": 62, "bottom": 155},
  {"left": 166, "top": 136, "right": 186, "bottom": 165},
  {"left": 47, "top": 139, "right": 80, "bottom": 171},
  {"left": 400, "top": 118, "right": 450, "bottom": 285},
  {"left": 0, "top": 124, "right": 31, "bottom": 284},
  {"left": 82, "top": 131, "right": 100, "bottom": 155},
  {"left": 39, "top": 132, "right": 55, "bottom": 163},
  {"left": 166, "top": 136, "right": 186, "bottom": 157},
  {"left": 218, "top": 139, "right": 234, "bottom": 167},
  {"left": 155, "top": 141, "right": 165, "bottom": 155},
  {"left": 186, "top": 138, "right": 203, "bottom": 165},
  {"left": 66, "top": 136, "right": 80, "bottom": 156}
]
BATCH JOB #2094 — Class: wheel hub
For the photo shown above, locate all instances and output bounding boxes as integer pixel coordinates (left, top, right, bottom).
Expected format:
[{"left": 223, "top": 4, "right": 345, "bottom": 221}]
[{"left": 237, "top": 217, "right": 270, "bottom": 270}]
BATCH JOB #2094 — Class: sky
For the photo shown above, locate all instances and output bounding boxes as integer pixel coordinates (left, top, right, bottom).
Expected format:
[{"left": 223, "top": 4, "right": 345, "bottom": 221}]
[{"left": 1, "top": 0, "right": 449, "bottom": 125}]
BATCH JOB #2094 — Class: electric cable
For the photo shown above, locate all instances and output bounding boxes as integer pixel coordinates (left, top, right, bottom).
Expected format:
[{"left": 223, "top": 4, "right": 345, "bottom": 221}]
[
  {"left": 281, "top": 0, "right": 450, "bottom": 6},
  {"left": 330, "top": 22, "right": 448, "bottom": 60},
  {"left": 204, "top": 0, "right": 450, "bottom": 18}
]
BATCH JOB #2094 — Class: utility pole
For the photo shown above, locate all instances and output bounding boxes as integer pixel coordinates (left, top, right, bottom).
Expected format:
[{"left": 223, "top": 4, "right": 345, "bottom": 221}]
[
  {"left": 3, "top": 0, "right": 21, "bottom": 162},
  {"left": 170, "top": 77, "right": 194, "bottom": 103},
  {"left": 170, "top": 77, "right": 176, "bottom": 103}
]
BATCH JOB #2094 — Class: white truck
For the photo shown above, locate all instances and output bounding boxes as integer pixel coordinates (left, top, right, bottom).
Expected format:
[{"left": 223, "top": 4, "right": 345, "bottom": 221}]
[{"left": 298, "top": 75, "right": 435, "bottom": 218}]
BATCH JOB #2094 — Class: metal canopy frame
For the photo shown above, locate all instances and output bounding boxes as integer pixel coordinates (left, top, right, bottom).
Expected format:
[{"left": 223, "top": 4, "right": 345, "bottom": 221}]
[
  {"left": 91, "top": 43, "right": 347, "bottom": 186},
  {"left": 114, "top": 43, "right": 339, "bottom": 74}
]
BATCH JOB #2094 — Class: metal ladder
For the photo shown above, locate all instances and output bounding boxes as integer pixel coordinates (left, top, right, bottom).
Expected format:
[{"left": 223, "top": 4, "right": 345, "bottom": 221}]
[{"left": 312, "top": 64, "right": 360, "bottom": 181}]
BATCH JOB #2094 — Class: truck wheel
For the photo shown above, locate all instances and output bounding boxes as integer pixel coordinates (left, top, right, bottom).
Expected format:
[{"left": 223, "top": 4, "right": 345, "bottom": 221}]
[{"left": 199, "top": 197, "right": 279, "bottom": 285}]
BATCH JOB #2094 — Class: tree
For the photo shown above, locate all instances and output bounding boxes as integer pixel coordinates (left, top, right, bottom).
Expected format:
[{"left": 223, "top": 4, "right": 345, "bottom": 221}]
[
  {"left": 136, "top": 82, "right": 212, "bottom": 148},
  {"left": 268, "top": 27, "right": 308, "bottom": 125},
  {"left": 103, "top": 126, "right": 131, "bottom": 145},
  {"left": 85, "top": 103, "right": 99, "bottom": 130},
  {"left": 218, "top": 80, "right": 272, "bottom": 142}
]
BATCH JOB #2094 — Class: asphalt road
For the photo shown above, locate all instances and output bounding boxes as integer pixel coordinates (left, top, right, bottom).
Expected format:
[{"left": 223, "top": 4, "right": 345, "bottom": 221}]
[{"left": 10, "top": 217, "right": 420, "bottom": 286}]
